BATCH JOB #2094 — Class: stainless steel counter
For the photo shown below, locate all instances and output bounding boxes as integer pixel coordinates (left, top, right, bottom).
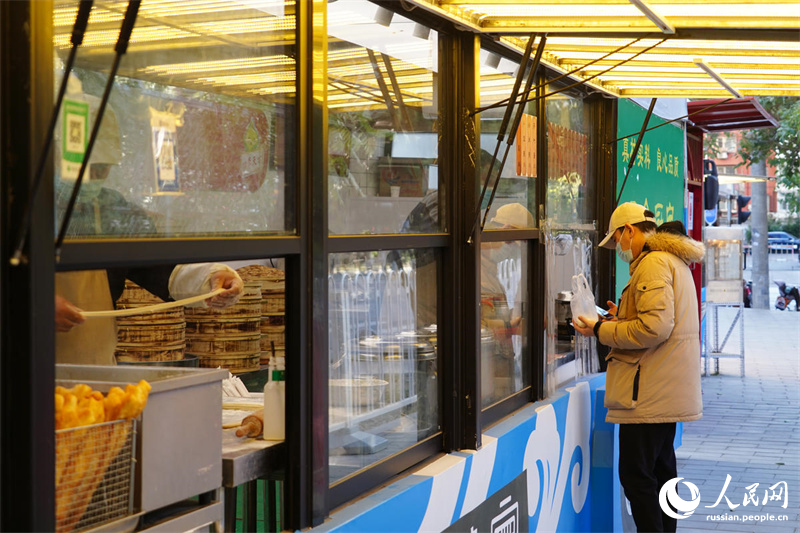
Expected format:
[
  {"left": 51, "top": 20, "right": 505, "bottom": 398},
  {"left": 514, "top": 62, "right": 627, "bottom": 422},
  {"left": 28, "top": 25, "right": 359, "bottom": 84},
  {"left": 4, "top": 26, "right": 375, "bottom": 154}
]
[
  {"left": 221, "top": 429, "right": 285, "bottom": 487},
  {"left": 221, "top": 430, "right": 285, "bottom": 532}
]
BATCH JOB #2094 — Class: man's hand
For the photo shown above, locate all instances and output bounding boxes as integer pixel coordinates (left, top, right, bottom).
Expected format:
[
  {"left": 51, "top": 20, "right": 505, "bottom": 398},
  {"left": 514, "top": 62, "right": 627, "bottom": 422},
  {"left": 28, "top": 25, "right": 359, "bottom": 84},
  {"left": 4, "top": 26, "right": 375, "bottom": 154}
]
[
  {"left": 573, "top": 315, "right": 597, "bottom": 337},
  {"left": 55, "top": 295, "right": 85, "bottom": 332},
  {"left": 606, "top": 300, "right": 618, "bottom": 319},
  {"left": 206, "top": 270, "right": 244, "bottom": 309}
]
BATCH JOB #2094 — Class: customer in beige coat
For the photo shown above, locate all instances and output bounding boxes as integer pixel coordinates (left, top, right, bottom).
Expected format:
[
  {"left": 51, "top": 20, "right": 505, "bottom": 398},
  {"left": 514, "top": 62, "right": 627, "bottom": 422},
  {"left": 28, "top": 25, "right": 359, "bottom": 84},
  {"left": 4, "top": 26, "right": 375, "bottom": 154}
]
[{"left": 574, "top": 201, "right": 704, "bottom": 533}]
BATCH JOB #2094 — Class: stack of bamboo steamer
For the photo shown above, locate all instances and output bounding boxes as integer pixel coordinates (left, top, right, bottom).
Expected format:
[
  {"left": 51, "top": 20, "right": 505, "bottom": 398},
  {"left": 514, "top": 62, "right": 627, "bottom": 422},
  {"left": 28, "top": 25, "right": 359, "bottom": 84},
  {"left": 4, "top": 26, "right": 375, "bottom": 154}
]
[
  {"left": 115, "top": 281, "right": 185, "bottom": 362},
  {"left": 236, "top": 265, "right": 285, "bottom": 365},
  {"left": 184, "top": 281, "right": 262, "bottom": 373}
]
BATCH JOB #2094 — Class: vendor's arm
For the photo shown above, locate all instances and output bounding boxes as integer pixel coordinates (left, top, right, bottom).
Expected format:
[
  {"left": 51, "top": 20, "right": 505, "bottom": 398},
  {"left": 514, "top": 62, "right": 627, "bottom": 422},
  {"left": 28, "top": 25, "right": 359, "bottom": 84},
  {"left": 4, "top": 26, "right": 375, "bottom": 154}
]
[
  {"left": 110, "top": 265, "right": 175, "bottom": 303},
  {"left": 169, "top": 263, "right": 243, "bottom": 308},
  {"left": 55, "top": 295, "right": 85, "bottom": 332}
]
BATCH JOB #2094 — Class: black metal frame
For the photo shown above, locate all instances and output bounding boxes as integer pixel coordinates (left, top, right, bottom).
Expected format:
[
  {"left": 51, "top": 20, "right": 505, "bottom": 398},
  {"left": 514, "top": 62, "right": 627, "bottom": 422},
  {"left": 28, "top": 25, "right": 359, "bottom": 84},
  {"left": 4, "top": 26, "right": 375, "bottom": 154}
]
[
  {"left": 328, "top": 234, "right": 448, "bottom": 254},
  {"left": 533, "top": 71, "right": 549, "bottom": 401},
  {"left": 0, "top": 1, "right": 56, "bottom": 530},
  {"left": 591, "top": 95, "right": 618, "bottom": 372},
  {"left": 57, "top": 238, "right": 302, "bottom": 270},
  {"left": 329, "top": 436, "right": 443, "bottom": 510},
  {"left": 286, "top": 0, "right": 323, "bottom": 528},
  {"left": 449, "top": 30, "right": 481, "bottom": 451},
  {"left": 475, "top": 42, "right": 548, "bottom": 428}
]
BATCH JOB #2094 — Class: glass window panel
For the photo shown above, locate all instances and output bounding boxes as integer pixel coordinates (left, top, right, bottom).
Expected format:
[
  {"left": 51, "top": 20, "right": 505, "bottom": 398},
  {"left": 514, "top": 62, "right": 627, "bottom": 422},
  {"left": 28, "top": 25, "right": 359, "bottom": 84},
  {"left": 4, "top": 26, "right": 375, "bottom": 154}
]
[
  {"left": 329, "top": 249, "right": 439, "bottom": 483},
  {"left": 545, "top": 92, "right": 593, "bottom": 225},
  {"left": 326, "top": 2, "right": 441, "bottom": 235},
  {"left": 544, "top": 90, "right": 599, "bottom": 395},
  {"left": 479, "top": 50, "right": 538, "bottom": 229},
  {"left": 543, "top": 228, "right": 599, "bottom": 395},
  {"left": 480, "top": 240, "right": 530, "bottom": 408},
  {"left": 53, "top": 1, "right": 295, "bottom": 238}
]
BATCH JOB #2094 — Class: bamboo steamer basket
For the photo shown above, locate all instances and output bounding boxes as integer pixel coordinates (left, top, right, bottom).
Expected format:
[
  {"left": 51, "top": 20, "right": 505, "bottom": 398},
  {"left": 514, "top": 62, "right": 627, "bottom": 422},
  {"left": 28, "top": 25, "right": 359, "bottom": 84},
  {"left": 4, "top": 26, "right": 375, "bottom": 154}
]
[
  {"left": 115, "top": 344, "right": 185, "bottom": 362},
  {"left": 260, "top": 338, "right": 285, "bottom": 359},
  {"left": 261, "top": 295, "right": 285, "bottom": 314},
  {"left": 185, "top": 281, "right": 262, "bottom": 373},
  {"left": 262, "top": 314, "right": 285, "bottom": 328},
  {"left": 198, "top": 353, "right": 261, "bottom": 374},
  {"left": 260, "top": 316, "right": 285, "bottom": 360},
  {"left": 184, "top": 299, "right": 261, "bottom": 318},
  {"left": 236, "top": 266, "right": 287, "bottom": 364},
  {"left": 186, "top": 317, "right": 261, "bottom": 336},
  {"left": 117, "top": 323, "right": 185, "bottom": 344},
  {"left": 261, "top": 326, "right": 285, "bottom": 348},
  {"left": 186, "top": 335, "right": 261, "bottom": 355},
  {"left": 117, "top": 282, "right": 162, "bottom": 304},
  {"left": 260, "top": 330, "right": 285, "bottom": 350},
  {"left": 115, "top": 281, "right": 186, "bottom": 363},
  {"left": 115, "top": 305, "right": 184, "bottom": 325},
  {"left": 236, "top": 265, "right": 285, "bottom": 292}
]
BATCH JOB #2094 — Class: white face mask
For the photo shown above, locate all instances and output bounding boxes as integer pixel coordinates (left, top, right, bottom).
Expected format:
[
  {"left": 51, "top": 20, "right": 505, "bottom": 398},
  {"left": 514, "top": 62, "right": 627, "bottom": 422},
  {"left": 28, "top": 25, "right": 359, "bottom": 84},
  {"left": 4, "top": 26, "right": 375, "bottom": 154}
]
[{"left": 615, "top": 228, "right": 634, "bottom": 263}]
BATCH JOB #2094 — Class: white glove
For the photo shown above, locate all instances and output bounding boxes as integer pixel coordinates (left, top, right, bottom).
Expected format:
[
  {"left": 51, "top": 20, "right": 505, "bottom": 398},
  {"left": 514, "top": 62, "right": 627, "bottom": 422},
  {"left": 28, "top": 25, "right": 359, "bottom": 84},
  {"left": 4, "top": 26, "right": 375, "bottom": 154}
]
[{"left": 169, "top": 263, "right": 243, "bottom": 308}]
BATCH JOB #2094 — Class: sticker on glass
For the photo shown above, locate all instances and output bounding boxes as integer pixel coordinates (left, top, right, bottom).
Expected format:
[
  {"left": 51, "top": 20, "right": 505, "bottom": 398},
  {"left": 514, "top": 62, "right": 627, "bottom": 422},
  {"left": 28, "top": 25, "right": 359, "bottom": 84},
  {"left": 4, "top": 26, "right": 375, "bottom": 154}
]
[{"left": 150, "top": 107, "right": 180, "bottom": 194}]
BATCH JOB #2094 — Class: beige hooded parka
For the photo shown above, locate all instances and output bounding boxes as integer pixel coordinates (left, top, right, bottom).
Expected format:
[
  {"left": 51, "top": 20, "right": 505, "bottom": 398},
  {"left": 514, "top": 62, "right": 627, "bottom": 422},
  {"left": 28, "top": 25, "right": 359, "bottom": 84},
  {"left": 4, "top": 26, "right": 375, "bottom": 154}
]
[{"left": 598, "top": 230, "right": 705, "bottom": 424}]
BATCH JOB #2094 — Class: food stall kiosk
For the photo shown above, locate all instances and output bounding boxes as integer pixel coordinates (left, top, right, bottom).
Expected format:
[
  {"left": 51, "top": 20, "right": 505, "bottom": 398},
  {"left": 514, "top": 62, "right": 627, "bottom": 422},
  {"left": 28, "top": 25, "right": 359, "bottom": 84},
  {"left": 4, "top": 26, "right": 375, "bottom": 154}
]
[{"left": 2, "top": 1, "right": 794, "bottom": 532}]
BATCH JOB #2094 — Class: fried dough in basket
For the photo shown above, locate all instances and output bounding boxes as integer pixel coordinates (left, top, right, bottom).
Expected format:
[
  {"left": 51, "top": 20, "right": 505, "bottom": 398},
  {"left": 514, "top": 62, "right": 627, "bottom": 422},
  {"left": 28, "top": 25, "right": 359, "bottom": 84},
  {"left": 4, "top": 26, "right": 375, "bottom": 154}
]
[{"left": 55, "top": 380, "right": 151, "bottom": 532}]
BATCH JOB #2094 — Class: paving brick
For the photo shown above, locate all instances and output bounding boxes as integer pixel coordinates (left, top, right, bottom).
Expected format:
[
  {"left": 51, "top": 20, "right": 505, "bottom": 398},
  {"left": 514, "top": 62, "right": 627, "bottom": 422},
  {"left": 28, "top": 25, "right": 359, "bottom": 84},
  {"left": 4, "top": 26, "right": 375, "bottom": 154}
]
[{"left": 677, "top": 308, "right": 800, "bottom": 533}]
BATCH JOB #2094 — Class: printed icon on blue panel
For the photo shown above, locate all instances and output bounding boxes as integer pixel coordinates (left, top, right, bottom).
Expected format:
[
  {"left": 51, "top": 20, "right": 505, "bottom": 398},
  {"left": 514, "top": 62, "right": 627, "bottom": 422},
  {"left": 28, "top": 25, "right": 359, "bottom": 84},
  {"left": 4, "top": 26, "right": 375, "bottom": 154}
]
[{"left": 490, "top": 495, "right": 519, "bottom": 533}]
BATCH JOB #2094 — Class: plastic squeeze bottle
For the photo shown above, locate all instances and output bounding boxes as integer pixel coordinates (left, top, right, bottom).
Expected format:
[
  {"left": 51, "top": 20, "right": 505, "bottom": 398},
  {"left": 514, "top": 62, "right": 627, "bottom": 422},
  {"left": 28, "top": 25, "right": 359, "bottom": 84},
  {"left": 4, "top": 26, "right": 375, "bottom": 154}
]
[{"left": 262, "top": 358, "right": 285, "bottom": 440}]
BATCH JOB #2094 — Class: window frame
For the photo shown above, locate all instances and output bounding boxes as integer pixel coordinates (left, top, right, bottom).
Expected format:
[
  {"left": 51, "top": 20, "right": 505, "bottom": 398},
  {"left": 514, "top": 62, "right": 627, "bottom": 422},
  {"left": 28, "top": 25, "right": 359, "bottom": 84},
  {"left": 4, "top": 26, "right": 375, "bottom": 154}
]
[
  {"left": 322, "top": 3, "right": 470, "bottom": 507},
  {"left": 475, "top": 36, "right": 548, "bottom": 428}
]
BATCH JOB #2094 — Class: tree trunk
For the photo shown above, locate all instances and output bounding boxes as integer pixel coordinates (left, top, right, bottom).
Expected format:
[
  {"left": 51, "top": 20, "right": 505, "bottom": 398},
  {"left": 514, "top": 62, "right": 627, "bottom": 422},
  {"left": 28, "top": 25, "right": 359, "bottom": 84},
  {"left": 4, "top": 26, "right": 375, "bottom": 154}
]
[{"left": 750, "top": 160, "right": 770, "bottom": 309}]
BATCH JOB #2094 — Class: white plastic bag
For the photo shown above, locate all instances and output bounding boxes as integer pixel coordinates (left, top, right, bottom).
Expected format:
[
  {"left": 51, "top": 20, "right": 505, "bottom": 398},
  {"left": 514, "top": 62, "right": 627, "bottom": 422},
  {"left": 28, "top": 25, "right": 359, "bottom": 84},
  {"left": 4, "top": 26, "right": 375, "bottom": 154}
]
[{"left": 570, "top": 273, "right": 597, "bottom": 327}]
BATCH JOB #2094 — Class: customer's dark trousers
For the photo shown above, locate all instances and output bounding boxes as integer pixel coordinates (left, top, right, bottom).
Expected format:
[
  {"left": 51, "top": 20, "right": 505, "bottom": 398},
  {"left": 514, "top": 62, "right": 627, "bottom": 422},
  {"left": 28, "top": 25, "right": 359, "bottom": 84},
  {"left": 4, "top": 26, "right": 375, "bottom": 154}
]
[{"left": 619, "top": 422, "right": 678, "bottom": 533}]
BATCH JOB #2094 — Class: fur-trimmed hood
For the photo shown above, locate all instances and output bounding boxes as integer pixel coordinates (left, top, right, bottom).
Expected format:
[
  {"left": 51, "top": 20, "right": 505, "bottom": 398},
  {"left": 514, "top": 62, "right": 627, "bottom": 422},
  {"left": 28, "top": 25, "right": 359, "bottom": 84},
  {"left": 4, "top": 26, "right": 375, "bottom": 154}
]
[
  {"left": 628, "top": 230, "right": 705, "bottom": 275},
  {"left": 640, "top": 231, "right": 705, "bottom": 266}
]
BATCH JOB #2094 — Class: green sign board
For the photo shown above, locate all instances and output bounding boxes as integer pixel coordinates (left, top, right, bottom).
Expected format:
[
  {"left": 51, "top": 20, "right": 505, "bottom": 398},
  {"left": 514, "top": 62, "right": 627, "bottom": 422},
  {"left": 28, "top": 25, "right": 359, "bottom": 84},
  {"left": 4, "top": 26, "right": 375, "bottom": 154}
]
[{"left": 615, "top": 99, "right": 686, "bottom": 295}]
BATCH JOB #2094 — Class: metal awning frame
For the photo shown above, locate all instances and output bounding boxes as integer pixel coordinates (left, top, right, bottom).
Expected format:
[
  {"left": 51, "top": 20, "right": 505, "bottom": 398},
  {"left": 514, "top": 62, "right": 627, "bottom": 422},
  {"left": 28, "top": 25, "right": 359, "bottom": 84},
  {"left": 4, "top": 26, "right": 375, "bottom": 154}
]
[{"left": 405, "top": 0, "right": 800, "bottom": 98}]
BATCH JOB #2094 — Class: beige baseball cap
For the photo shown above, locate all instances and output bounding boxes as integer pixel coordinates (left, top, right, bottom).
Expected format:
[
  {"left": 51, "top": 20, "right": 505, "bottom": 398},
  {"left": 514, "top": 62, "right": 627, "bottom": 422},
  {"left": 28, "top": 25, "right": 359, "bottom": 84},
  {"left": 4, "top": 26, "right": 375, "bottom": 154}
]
[
  {"left": 598, "top": 201, "right": 656, "bottom": 249},
  {"left": 490, "top": 203, "right": 534, "bottom": 229}
]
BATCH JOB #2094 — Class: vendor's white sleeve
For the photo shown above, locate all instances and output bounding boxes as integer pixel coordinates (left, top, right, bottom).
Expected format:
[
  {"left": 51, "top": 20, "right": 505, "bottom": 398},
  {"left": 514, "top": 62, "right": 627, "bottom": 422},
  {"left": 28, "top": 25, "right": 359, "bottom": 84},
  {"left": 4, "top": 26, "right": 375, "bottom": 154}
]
[{"left": 169, "top": 263, "right": 238, "bottom": 307}]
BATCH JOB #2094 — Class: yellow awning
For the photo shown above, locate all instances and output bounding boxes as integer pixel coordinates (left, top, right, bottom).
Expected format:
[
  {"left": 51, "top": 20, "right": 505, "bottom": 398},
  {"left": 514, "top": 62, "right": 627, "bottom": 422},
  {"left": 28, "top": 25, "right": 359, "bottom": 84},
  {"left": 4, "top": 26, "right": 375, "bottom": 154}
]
[
  {"left": 408, "top": 0, "right": 800, "bottom": 97},
  {"left": 52, "top": 0, "right": 798, "bottom": 102}
]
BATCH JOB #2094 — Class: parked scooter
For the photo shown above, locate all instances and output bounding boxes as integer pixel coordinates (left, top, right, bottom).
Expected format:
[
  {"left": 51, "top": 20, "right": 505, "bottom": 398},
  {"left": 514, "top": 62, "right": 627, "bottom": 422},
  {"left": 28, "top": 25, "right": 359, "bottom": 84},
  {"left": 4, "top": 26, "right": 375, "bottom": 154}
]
[
  {"left": 743, "top": 280, "right": 753, "bottom": 308},
  {"left": 774, "top": 281, "right": 800, "bottom": 311}
]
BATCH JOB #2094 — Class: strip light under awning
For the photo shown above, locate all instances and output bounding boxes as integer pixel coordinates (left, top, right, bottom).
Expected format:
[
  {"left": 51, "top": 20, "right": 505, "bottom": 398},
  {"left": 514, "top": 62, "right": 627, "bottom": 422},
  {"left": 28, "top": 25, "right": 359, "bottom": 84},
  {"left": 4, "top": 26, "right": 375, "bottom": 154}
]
[
  {"left": 628, "top": 0, "right": 675, "bottom": 34},
  {"left": 694, "top": 59, "right": 743, "bottom": 98}
]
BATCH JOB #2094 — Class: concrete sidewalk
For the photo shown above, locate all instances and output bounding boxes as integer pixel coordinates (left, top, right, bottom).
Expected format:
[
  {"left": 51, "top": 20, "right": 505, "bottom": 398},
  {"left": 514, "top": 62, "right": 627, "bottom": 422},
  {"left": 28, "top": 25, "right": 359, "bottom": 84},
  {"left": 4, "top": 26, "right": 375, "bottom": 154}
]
[{"left": 676, "top": 307, "right": 800, "bottom": 532}]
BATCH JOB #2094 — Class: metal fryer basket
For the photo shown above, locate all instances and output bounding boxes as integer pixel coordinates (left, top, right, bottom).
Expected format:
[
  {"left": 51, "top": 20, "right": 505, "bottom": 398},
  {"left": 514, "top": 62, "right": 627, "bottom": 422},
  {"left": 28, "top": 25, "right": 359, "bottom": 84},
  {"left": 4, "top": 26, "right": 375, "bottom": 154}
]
[{"left": 56, "top": 419, "right": 136, "bottom": 533}]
